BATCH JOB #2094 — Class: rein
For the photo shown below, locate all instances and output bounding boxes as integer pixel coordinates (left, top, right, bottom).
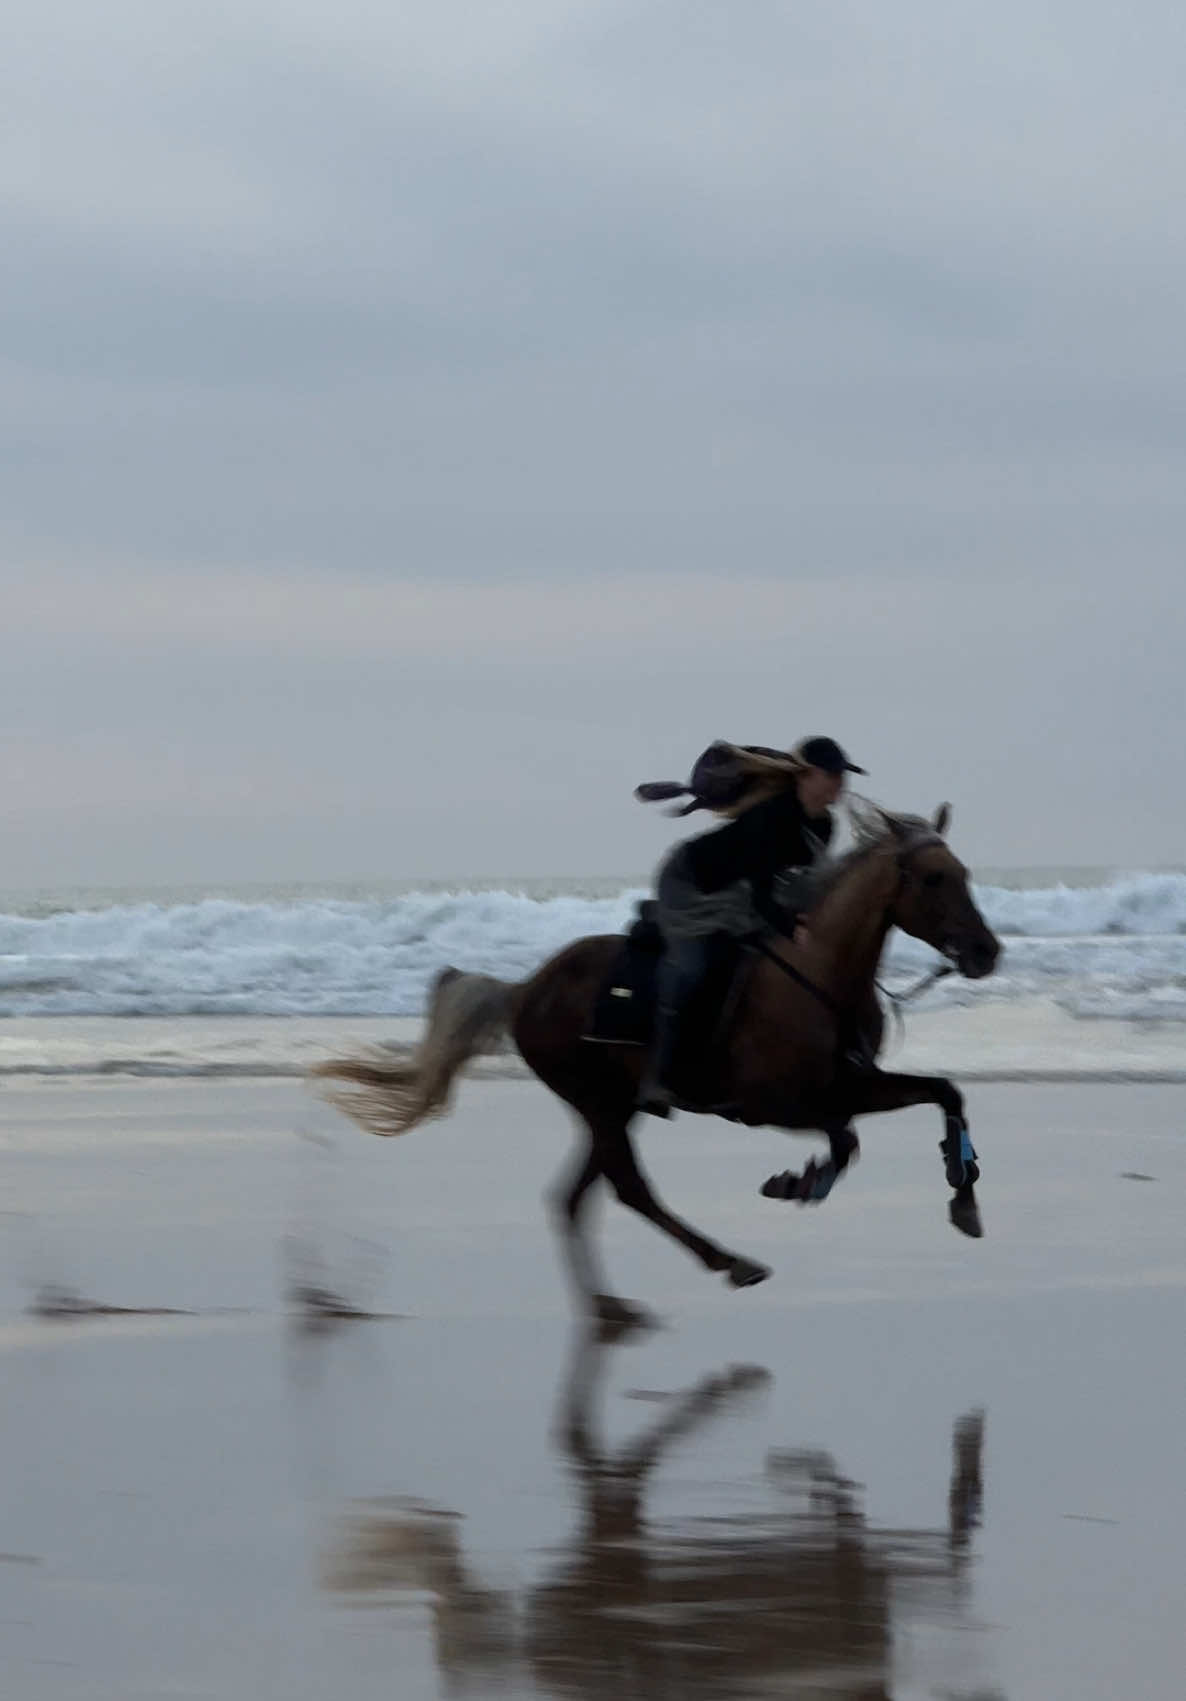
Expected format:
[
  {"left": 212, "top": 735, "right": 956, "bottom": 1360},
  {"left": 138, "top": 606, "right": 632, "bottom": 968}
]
[
  {"left": 746, "top": 936, "right": 841, "bottom": 1016},
  {"left": 878, "top": 961, "right": 956, "bottom": 1005},
  {"left": 876, "top": 961, "right": 955, "bottom": 1051},
  {"left": 749, "top": 939, "right": 953, "bottom": 1020}
]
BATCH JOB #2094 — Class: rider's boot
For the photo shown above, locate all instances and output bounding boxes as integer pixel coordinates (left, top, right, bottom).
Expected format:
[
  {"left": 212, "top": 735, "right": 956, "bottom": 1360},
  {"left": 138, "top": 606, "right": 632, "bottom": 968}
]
[{"left": 636, "top": 942, "right": 706, "bottom": 1119}]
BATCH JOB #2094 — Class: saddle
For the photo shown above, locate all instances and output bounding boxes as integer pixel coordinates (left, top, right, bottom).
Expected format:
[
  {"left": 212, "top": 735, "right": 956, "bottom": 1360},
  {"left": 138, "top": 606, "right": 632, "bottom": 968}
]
[{"left": 584, "top": 903, "right": 750, "bottom": 1105}]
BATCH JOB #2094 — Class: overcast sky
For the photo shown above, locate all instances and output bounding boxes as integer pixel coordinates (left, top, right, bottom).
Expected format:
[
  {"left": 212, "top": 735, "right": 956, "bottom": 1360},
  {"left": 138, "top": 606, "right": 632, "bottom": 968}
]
[{"left": 3, "top": 0, "right": 1184, "bottom": 886}]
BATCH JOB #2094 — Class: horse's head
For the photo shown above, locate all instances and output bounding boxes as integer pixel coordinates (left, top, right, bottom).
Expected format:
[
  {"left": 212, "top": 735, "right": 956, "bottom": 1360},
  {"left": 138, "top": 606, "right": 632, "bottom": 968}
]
[{"left": 883, "top": 804, "right": 1001, "bottom": 981}]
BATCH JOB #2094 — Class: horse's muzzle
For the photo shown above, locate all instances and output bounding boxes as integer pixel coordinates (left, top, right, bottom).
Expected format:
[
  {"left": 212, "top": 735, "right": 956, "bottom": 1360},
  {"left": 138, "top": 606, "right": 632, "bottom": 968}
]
[{"left": 955, "top": 938, "right": 1001, "bottom": 980}]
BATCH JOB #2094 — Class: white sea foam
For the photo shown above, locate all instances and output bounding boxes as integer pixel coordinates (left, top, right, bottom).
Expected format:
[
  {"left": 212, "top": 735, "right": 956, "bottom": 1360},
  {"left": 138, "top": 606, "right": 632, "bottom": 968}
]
[
  {"left": 0, "top": 874, "right": 1184, "bottom": 1020},
  {"left": 0, "top": 873, "right": 1183, "bottom": 1077},
  {"left": 0, "top": 889, "right": 644, "bottom": 1018}
]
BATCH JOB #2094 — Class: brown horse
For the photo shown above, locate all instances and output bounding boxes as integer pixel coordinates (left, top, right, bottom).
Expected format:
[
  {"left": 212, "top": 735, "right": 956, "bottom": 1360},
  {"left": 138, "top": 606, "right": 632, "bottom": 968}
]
[{"left": 313, "top": 806, "right": 1000, "bottom": 1326}]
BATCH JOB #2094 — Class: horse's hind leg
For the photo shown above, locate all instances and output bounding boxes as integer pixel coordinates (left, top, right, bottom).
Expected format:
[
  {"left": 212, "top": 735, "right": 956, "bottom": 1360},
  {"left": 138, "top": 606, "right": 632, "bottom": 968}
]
[
  {"left": 549, "top": 1134, "right": 646, "bottom": 1329},
  {"left": 596, "top": 1119, "right": 771, "bottom": 1293}
]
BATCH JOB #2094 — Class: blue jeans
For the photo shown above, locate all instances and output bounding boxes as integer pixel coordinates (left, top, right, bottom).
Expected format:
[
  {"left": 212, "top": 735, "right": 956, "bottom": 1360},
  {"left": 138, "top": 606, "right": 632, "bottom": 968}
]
[{"left": 641, "top": 935, "right": 714, "bottom": 1097}]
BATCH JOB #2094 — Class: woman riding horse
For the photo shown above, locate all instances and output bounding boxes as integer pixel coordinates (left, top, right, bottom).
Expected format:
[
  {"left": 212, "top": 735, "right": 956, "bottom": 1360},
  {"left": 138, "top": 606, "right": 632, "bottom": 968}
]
[
  {"left": 313, "top": 776, "right": 1000, "bottom": 1326},
  {"left": 634, "top": 735, "right": 866, "bottom": 1117}
]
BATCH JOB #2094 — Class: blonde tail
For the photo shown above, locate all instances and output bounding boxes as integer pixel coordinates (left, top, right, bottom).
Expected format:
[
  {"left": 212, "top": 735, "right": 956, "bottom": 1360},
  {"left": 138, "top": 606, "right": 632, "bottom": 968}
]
[{"left": 310, "top": 968, "right": 513, "bottom": 1137}]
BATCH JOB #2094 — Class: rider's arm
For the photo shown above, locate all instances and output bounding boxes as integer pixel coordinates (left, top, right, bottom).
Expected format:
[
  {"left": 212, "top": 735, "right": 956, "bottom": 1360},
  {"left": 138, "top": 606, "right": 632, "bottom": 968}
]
[
  {"left": 684, "top": 791, "right": 812, "bottom": 893},
  {"left": 731, "top": 800, "right": 834, "bottom": 932}
]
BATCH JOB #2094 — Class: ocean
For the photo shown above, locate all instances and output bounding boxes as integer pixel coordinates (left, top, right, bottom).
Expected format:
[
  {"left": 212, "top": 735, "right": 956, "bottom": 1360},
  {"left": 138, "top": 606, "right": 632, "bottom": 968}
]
[{"left": 0, "top": 868, "right": 1184, "bottom": 1082}]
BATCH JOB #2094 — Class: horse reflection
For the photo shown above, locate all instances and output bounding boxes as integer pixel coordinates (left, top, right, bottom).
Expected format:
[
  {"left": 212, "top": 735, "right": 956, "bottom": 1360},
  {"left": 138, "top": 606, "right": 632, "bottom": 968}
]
[
  {"left": 323, "top": 1499, "right": 513, "bottom": 1685},
  {"left": 324, "top": 1335, "right": 987, "bottom": 1700}
]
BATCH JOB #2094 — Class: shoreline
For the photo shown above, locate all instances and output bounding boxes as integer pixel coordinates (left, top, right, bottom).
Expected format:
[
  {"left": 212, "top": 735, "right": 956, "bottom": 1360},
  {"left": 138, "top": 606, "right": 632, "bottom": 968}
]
[
  {"left": 3, "top": 1058, "right": 1186, "bottom": 1084},
  {"left": 2, "top": 994, "right": 1185, "bottom": 1086}
]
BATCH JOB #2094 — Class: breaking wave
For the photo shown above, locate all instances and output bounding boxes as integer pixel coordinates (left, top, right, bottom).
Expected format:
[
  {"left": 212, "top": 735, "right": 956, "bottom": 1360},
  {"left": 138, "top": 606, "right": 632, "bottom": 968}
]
[{"left": 0, "top": 872, "right": 1184, "bottom": 1023}]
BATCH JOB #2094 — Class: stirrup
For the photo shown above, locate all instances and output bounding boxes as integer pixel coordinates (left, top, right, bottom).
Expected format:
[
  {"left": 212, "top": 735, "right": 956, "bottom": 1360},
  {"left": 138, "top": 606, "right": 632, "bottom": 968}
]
[{"left": 636, "top": 1082, "right": 674, "bottom": 1120}]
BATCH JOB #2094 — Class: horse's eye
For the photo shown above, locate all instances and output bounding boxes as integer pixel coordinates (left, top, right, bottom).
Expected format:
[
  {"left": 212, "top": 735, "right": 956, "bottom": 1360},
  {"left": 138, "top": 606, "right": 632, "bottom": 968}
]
[{"left": 922, "top": 871, "right": 944, "bottom": 889}]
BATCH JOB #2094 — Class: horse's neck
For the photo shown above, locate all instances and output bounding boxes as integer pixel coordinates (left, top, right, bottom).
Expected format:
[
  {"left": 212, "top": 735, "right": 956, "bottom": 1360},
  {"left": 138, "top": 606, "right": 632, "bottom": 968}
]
[{"left": 809, "top": 852, "right": 897, "bottom": 999}]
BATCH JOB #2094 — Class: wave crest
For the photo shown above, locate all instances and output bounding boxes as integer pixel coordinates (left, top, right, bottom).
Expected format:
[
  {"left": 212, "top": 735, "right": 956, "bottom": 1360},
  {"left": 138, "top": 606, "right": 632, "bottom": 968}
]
[{"left": 0, "top": 873, "right": 1183, "bottom": 1020}]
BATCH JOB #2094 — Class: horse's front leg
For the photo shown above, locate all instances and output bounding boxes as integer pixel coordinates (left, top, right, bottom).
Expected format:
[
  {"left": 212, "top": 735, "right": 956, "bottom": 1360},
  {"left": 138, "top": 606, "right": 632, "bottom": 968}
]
[{"left": 831, "top": 1068, "right": 982, "bottom": 1239}]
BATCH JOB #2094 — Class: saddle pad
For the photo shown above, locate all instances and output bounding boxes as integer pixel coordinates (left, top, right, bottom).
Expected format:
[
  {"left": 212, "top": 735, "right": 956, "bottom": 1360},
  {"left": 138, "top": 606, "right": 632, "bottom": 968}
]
[
  {"left": 585, "top": 910, "right": 663, "bottom": 1046},
  {"left": 583, "top": 908, "right": 749, "bottom": 1080}
]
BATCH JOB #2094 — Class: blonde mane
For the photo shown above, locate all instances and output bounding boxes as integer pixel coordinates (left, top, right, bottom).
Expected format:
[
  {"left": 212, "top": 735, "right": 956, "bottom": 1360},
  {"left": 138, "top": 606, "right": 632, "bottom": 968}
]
[{"left": 799, "top": 801, "right": 944, "bottom": 915}]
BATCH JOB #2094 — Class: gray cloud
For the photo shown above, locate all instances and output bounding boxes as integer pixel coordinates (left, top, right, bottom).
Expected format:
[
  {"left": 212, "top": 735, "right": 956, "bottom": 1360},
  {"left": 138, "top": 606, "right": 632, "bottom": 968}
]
[{"left": 2, "top": 0, "right": 1184, "bottom": 881}]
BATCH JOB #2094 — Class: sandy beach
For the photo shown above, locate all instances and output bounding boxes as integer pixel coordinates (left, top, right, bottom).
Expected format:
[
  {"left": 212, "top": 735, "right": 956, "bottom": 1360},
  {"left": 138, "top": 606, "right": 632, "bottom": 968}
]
[{"left": 1, "top": 1073, "right": 1184, "bottom": 1699}]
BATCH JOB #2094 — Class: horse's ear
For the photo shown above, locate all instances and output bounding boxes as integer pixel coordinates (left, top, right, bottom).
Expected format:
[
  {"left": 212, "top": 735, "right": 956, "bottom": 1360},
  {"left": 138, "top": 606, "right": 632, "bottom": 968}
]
[{"left": 933, "top": 802, "right": 952, "bottom": 837}]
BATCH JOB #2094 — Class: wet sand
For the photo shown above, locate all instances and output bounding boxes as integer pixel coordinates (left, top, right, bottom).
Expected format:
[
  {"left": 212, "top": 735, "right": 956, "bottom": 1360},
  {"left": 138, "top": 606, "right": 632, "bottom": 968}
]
[{"left": 1, "top": 1076, "right": 1184, "bottom": 1698}]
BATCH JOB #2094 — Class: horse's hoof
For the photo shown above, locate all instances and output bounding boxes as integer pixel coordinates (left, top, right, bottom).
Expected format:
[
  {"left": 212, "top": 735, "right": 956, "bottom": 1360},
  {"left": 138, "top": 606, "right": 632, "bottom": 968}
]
[
  {"left": 949, "top": 1194, "right": 983, "bottom": 1239},
  {"left": 727, "top": 1256, "right": 772, "bottom": 1289},
  {"left": 760, "top": 1170, "right": 801, "bottom": 1201},
  {"left": 592, "top": 1294, "right": 658, "bottom": 1331}
]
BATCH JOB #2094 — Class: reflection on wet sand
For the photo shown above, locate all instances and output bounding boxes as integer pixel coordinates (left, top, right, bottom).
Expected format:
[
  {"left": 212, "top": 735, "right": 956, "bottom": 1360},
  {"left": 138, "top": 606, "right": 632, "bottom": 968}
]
[{"left": 324, "top": 1331, "right": 992, "bottom": 1700}]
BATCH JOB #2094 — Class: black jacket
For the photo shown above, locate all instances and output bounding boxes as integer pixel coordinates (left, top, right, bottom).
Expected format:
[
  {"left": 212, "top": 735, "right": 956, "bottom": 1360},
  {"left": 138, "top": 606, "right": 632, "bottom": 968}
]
[{"left": 682, "top": 787, "right": 833, "bottom": 929}]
